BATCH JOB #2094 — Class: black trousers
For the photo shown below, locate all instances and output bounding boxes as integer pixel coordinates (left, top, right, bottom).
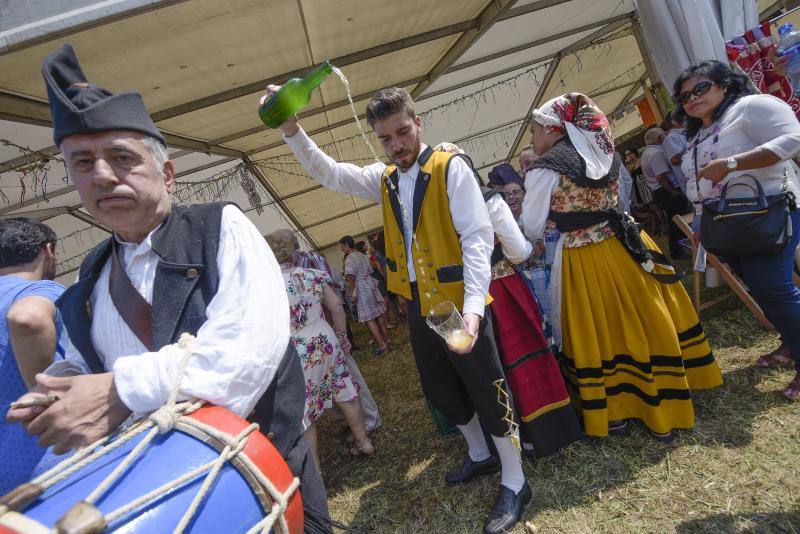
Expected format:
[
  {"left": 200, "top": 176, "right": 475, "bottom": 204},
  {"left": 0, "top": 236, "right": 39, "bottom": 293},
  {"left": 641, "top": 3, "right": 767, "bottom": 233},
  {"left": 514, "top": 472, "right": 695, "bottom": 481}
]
[
  {"left": 252, "top": 344, "right": 332, "bottom": 533},
  {"left": 407, "top": 285, "right": 511, "bottom": 437},
  {"left": 653, "top": 187, "right": 691, "bottom": 257}
]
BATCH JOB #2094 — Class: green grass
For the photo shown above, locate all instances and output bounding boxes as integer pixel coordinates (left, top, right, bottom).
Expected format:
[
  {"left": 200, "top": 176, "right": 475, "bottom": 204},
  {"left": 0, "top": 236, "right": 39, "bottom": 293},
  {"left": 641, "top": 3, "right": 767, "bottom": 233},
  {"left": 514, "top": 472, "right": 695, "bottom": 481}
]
[{"left": 316, "top": 258, "right": 799, "bottom": 533}]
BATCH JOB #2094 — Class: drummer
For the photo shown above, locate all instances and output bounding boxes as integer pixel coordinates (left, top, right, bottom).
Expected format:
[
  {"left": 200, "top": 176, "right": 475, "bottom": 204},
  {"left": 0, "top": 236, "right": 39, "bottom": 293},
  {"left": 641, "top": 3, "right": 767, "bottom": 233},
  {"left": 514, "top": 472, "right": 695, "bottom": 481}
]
[{"left": 6, "top": 45, "right": 331, "bottom": 533}]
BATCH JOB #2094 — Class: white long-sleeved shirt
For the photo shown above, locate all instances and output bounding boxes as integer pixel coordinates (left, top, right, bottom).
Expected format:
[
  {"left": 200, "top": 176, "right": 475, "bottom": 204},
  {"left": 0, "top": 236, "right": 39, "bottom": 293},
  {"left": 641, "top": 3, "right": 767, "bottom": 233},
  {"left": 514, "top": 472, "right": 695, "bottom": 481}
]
[
  {"left": 46, "top": 205, "right": 291, "bottom": 419},
  {"left": 522, "top": 168, "right": 565, "bottom": 348},
  {"left": 486, "top": 194, "right": 533, "bottom": 264},
  {"left": 284, "top": 127, "right": 494, "bottom": 317},
  {"left": 682, "top": 94, "right": 800, "bottom": 209}
]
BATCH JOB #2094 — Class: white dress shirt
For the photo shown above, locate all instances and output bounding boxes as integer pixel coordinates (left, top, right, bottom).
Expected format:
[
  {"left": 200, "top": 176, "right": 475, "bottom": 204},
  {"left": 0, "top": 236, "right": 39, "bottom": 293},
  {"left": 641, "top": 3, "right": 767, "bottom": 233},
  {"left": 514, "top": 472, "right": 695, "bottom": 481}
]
[
  {"left": 46, "top": 205, "right": 291, "bottom": 419},
  {"left": 522, "top": 168, "right": 565, "bottom": 348},
  {"left": 662, "top": 129, "right": 689, "bottom": 193},
  {"left": 486, "top": 194, "right": 533, "bottom": 264},
  {"left": 284, "top": 127, "right": 494, "bottom": 316},
  {"left": 617, "top": 163, "right": 633, "bottom": 213}
]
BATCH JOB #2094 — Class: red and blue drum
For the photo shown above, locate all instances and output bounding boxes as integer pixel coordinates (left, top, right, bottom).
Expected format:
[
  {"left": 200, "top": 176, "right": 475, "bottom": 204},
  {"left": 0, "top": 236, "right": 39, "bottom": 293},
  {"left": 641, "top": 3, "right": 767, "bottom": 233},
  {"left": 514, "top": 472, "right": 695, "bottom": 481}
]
[{"left": 0, "top": 405, "right": 303, "bottom": 533}]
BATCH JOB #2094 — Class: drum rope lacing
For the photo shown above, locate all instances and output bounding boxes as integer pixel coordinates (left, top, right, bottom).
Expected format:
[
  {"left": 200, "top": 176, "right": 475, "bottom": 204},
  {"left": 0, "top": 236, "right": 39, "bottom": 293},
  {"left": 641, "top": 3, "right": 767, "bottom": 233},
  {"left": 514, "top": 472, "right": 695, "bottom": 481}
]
[{"left": 22, "top": 333, "right": 300, "bottom": 534}]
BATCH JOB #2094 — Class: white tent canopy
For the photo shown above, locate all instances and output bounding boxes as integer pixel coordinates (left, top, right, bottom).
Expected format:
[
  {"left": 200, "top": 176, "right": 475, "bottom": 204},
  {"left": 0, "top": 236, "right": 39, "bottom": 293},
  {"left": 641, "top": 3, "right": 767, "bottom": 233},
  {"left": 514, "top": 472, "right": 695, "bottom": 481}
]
[
  {"left": 635, "top": 0, "right": 759, "bottom": 90},
  {"left": 1, "top": 0, "right": 666, "bottom": 280}
]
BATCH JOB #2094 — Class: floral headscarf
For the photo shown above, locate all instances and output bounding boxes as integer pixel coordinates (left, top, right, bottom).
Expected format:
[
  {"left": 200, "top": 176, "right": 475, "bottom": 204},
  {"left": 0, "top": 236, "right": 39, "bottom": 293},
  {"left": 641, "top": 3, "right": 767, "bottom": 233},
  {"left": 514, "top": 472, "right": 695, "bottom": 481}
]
[{"left": 531, "top": 93, "right": 614, "bottom": 180}]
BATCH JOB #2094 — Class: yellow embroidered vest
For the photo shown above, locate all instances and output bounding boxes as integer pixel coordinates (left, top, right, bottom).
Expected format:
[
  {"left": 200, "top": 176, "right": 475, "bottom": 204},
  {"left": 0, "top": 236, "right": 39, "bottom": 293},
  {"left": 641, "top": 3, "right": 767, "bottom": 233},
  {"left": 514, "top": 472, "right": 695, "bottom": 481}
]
[{"left": 380, "top": 147, "right": 467, "bottom": 316}]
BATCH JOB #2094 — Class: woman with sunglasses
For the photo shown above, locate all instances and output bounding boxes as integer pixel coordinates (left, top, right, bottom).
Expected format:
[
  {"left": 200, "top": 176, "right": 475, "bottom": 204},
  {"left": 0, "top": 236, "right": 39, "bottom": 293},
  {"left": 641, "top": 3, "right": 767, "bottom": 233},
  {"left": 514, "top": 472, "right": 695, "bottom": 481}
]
[{"left": 673, "top": 60, "right": 800, "bottom": 400}]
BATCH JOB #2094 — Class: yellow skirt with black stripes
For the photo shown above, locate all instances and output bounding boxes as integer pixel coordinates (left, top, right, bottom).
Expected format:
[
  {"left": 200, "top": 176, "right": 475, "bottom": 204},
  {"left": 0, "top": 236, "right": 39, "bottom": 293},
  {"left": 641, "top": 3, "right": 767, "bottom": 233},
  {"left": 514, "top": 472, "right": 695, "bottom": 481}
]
[{"left": 559, "top": 232, "right": 722, "bottom": 437}]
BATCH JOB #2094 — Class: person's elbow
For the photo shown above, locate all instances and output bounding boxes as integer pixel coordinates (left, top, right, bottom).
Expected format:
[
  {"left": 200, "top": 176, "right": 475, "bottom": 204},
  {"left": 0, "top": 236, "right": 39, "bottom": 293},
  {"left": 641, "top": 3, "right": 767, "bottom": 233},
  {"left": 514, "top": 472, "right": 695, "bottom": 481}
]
[{"left": 7, "top": 302, "right": 53, "bottom": 336}]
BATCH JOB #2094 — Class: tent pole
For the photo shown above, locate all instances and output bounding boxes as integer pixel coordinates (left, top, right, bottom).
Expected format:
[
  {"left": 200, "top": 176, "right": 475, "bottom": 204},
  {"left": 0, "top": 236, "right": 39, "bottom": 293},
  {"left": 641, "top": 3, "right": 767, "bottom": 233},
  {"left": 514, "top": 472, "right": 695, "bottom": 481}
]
[
  {"left": 641, "top": 82, "right": 664, "bottom": 124},
  {"left": 631, "top": 15, "right": 668, "bottom": 117}
]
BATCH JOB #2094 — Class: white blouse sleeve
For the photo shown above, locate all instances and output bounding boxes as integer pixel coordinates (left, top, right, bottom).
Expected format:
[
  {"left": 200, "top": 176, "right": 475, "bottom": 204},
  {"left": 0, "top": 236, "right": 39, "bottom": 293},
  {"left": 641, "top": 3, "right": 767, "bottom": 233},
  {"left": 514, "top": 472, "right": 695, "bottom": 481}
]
[
  {"left": 486, "top": 195, "right": 533, "bottom": 264},
  {"left": 522, "top": 168, "right": 560, "bottom": 241},
  {"left": 112, "top": 206, "right": 291, "bottom": 417},
  {"left": 741, "top": 95, "right": 800, "bottom": 160}
]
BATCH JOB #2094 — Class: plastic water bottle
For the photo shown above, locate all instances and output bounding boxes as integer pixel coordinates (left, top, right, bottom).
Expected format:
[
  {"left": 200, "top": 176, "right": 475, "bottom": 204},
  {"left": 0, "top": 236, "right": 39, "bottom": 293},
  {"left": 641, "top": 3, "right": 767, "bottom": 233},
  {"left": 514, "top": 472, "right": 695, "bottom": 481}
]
[
  {"left": 544, "top": 228, "right": 560, "bottom": 265},
  {"left": 259, "top": 60, "right": 333, "bottom": 128},
  {"left": 777, "top": 23, "right": 800, "bottom": 92}
]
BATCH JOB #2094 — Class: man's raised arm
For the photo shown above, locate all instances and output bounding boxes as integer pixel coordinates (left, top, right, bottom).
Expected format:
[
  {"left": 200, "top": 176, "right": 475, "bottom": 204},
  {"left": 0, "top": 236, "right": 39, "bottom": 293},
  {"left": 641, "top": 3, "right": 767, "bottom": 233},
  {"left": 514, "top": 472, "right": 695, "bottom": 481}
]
[{"left": 264, "top": 84, "right": 385, "bottom": 203}]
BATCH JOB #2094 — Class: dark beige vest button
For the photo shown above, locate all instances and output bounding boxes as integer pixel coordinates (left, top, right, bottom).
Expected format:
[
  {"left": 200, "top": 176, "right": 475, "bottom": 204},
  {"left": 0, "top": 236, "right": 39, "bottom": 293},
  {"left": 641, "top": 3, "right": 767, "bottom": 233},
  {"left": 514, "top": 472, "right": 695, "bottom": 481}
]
[
  {"left": 431, "top": 287, "right": 438, "bottom": 294},
  {"left": 186, "top": 268, "right": 199, "bottom": 278}
]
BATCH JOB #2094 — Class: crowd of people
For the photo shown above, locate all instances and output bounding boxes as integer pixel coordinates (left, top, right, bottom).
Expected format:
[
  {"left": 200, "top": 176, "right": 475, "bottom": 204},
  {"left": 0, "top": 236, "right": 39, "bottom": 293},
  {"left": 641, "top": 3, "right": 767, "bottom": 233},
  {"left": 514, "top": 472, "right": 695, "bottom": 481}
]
[{"left": 1, "top": 42, "right": 799, "bottom": 534}]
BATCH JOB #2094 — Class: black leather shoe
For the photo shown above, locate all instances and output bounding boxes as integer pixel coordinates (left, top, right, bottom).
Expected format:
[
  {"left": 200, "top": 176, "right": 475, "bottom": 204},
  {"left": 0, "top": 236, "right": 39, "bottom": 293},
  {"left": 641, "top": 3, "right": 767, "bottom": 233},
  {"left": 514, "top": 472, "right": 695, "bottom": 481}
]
[
  {"left": 483, "top": 481, "right": 532, "bottom": 534},
  {"left": 444, "top": 455, "right": 500, "bottom": 485}
]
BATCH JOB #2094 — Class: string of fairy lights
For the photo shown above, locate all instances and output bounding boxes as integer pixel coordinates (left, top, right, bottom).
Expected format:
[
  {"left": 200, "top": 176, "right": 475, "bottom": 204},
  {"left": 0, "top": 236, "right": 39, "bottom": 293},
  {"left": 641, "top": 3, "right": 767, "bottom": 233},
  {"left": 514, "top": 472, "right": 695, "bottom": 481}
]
[{"left": 2, "top": 21, "right": 644, "bottom": 270}]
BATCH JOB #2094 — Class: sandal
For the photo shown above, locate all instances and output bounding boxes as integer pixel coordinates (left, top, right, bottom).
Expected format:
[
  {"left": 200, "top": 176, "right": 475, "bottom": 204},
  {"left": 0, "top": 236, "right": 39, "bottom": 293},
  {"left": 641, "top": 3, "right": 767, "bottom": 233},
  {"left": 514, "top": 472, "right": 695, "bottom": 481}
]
[
  {"left": 756, "top": 345, "right": 793, "bottom": 369},
  {"left": 347, "top": 420, "right": 382, "bottom": 444},
  {"left": 372, "top": 345, "right": 388, "bottom": 357},
  {"left": 608, "top": 420, "right": 629, "bottom": 436},
  {"left": 648, "top": 430, "right": 675, "bottom": 443},
  {"left": 781, "top": 374, "right": 800, "bottom": 401},
  {"left": 350, "top": 438, "right": 375, "bottom": 456}
]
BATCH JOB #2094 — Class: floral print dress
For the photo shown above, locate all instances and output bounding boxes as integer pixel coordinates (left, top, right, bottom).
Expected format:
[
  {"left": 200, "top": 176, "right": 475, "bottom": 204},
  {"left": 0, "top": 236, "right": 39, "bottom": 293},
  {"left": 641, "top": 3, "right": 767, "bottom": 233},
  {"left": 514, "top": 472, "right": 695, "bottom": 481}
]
[
  {"left": 344, "top": 251, "right": 386, "bottom": 322},
  {"left": 281, "top": 265, "right": 359, "bottom": 428}
]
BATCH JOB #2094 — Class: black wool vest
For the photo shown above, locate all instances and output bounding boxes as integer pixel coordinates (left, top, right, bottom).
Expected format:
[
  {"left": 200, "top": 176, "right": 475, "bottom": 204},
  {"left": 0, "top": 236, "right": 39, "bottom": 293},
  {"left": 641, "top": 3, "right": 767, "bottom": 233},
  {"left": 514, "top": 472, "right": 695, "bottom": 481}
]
[
  {"left": 58, "top": 202, "right": 228, "bottom": 371},
  {"left": 56, "top": 202, "right": 306, "bottom": 457}
]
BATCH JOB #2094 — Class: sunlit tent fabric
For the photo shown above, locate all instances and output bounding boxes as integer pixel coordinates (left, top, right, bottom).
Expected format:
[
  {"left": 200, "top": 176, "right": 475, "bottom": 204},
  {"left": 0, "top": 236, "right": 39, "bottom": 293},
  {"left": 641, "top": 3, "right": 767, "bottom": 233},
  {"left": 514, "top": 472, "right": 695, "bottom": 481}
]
[
  {"left": 635, "top": 0, "right": 759, "bottom": 88},
  {"left": 0, "top": 0, "right": 702, "bottom": 278}
]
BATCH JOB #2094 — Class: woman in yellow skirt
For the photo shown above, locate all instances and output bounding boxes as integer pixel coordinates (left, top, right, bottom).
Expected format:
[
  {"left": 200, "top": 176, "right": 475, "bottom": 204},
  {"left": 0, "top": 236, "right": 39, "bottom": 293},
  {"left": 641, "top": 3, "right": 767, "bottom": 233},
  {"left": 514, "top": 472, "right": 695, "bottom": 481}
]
[{"left": 521, "top": 93, "right": 722, "bottom": 440}]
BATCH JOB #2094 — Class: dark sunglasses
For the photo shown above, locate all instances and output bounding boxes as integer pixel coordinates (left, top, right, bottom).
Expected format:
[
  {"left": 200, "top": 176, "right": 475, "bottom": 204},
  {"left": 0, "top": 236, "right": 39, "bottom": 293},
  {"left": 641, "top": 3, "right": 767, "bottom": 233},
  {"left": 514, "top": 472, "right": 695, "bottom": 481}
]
[{"left": 676, "top": 81, "right": 713, "bottom": 105}]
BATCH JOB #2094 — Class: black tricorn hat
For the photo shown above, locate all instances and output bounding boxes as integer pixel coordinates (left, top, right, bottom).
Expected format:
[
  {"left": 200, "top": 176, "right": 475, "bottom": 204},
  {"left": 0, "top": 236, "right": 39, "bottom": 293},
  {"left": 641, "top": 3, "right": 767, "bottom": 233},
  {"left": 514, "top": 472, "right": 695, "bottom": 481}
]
[{"left": 42, "top": 44, "right": 166, "bottom": 147}]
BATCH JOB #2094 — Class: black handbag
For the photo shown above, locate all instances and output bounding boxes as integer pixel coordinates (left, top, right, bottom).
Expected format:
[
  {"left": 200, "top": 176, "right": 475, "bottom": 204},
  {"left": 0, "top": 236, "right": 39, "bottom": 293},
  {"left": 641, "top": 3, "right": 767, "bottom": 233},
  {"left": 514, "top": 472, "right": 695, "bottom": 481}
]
[{"left": 699, "top": 174, "right": 795, "bottom": 257}]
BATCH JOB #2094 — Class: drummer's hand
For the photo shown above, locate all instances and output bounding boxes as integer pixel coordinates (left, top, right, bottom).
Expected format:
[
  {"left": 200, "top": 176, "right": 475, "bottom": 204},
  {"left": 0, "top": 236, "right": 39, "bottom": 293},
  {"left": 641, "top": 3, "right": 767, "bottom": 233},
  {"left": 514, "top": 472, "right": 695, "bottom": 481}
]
[
  {"left": 449, "top": 313, "right": 480, "bottom": 355},
  {"left": 260, "top": 84, "right": 300, "bottom": 136},
  {"left": 6, "top": 387, "right": 51, "bottom": 423},
  {"left": 23, "top": 373, "right": 131, "bottom": 455}
]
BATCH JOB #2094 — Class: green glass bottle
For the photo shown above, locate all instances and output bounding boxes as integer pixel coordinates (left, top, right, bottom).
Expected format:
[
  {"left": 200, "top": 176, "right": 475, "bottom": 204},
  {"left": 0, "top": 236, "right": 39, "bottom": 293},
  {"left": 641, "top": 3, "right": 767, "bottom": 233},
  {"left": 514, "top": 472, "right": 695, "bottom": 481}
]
[{"left": 259, "top": 60, "right": 334, "bottom": 129}]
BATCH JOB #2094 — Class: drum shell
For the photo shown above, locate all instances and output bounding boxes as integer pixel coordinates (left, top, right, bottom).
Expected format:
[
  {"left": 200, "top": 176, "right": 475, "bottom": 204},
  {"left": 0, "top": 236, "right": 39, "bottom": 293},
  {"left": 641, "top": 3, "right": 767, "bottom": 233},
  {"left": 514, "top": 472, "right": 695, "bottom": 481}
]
[{"left": 12, "top": 406, "right": 302, "bottom": 533}]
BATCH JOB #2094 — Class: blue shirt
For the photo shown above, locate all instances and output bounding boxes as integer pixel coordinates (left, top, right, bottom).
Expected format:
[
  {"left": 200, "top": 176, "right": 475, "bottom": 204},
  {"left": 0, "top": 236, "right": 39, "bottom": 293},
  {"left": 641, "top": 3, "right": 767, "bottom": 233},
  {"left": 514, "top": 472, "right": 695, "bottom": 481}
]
[
  {"left": 0, "top": 274, "right": 67, "bottom": 493},
  {"left": 662, "top": 129, "right": 689, "bottom": 194}
]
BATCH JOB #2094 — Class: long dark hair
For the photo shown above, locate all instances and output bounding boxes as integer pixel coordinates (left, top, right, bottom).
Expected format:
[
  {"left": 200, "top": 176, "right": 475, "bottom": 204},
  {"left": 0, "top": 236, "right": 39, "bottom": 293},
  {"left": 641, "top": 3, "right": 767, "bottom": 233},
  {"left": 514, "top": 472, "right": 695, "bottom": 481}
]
[{"left": 672, "top": 60, "right": 756, "bottom": 140}]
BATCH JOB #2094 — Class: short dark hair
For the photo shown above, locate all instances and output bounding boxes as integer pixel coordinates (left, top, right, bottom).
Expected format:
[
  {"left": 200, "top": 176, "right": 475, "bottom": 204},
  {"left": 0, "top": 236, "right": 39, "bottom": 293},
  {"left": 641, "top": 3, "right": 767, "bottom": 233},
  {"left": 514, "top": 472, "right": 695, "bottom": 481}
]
[
  {"left": 366, "top": 87, "right": 416, "bottom": 127},
  {"left": 339, "top": 235, "right": 356, "bottom": 249},
  {"left": 672, "top": 60, "right": 757, "bottom": 140},
  {"left": 354, "top": 241, "right": 367, "bottom": 253},
  {"left": 665, "top": 109, "right": 683, "bottom": 129},
  {"left": 0, "top": 218, "right": 57, "bottom": 268}
]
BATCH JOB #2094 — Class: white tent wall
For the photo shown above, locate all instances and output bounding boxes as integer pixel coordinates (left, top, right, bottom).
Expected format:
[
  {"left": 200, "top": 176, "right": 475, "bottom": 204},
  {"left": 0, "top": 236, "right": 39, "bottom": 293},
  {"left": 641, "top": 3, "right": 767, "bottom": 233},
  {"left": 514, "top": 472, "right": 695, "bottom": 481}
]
[
  {"left": 635, "top": 0, "right": 759, "bottom": 89},
  {"left": 1, "top": 0, "right": 662, "bottom": 282}
]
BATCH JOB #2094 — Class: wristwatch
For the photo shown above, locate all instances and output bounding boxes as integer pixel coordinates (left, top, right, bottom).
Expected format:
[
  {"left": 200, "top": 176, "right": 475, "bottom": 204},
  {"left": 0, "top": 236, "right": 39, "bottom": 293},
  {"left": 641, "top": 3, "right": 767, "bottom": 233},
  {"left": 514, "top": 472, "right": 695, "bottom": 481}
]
[{"left": 725, "top": 157, "right": 738, "bottom": 170}]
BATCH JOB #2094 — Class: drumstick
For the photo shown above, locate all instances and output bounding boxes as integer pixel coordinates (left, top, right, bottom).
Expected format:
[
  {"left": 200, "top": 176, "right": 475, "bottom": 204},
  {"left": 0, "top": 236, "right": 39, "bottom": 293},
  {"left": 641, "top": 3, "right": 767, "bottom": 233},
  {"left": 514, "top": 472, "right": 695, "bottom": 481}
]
[{"left": 8, "top": 395, "right": 60, "bottom": 409}]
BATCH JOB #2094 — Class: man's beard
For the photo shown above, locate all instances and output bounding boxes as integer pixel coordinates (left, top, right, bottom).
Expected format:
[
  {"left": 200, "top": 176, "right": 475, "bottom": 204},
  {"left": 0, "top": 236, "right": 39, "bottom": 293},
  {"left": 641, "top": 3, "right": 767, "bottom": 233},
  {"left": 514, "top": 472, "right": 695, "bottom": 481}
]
[{"left": 42, "top": 257, "right": 56, "bottom": 281}]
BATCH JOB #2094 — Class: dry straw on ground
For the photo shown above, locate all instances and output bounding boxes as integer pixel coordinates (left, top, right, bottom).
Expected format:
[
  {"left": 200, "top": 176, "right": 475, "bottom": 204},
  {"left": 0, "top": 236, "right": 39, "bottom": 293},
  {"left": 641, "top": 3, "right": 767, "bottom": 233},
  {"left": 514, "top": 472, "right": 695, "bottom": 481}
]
[{"left": 316, "top": 256, "right": 799, "bottom": 533}]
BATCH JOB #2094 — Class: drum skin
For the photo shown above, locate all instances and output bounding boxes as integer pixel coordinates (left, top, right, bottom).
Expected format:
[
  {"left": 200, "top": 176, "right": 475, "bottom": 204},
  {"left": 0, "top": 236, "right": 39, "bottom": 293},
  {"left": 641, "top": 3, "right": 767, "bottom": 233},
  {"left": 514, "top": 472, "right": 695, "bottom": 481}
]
[{"left": 5, "top": 406, "right": 303, "bottom": 533}]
